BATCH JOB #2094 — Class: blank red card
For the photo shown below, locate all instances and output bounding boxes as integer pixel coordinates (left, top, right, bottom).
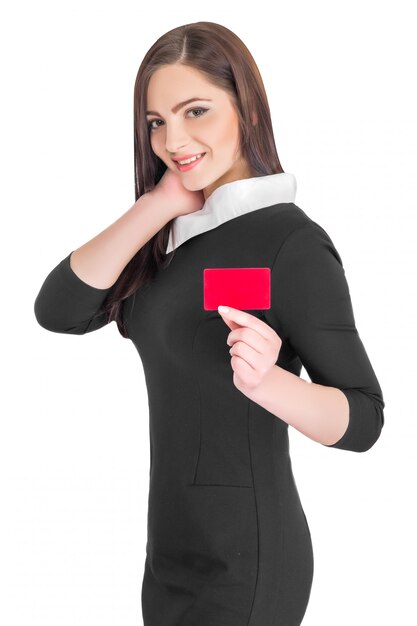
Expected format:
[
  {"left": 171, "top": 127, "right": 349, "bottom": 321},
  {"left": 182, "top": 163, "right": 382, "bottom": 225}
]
[{"left": 203, "top": 267, "right": 271, "bottom": 311}]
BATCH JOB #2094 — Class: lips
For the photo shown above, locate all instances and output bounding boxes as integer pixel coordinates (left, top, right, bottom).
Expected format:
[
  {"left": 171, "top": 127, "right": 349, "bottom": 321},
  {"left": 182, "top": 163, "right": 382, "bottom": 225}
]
[
  {"left": 172, "top": 152, "right": 206, "bottom": 163},
  {"left": 173, "top": 152, "right": 206, "bottom": 172}
]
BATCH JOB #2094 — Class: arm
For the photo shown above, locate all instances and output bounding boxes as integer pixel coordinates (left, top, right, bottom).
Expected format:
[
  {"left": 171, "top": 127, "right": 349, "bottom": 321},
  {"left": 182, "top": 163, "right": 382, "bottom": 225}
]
[
  {"left": 261, "top": 221, "right": 385, "bottom": 453},
  {"left": 247, "top": 364, "right": 350, "bottom": 446},
  {"left": 34, "top": 192, "right": 173, "bottom": 334}
]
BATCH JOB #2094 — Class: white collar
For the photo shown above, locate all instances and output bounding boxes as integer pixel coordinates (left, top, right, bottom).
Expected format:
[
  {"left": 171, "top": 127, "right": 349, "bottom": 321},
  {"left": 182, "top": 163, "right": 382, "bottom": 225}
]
[{"left": 166, "top": 172, "right": 297, "bottom": 253}]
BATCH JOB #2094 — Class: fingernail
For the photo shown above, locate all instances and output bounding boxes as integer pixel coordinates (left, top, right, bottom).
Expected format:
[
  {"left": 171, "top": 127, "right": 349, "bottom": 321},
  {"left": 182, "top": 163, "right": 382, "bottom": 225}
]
[{"left": 218, "top": 305, "right": 229, "bottom": 313}]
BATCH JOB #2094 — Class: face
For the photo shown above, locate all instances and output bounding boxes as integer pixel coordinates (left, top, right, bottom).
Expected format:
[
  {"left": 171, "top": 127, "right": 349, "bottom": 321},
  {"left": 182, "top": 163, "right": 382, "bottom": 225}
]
[{"left": 146, "top": 63, "right": 253, "bottom": 200}]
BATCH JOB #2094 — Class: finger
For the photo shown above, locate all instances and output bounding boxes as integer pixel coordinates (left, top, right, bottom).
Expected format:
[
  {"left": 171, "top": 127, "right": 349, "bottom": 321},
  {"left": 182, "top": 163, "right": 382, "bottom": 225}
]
[
  {"left": 231, "top": 356, "right": 255, "bottom": 383},
  {"left": 218, "top": 305, "right": 271, "bottom": 341},
  {"left": 230, "top": 341, "right": 263, "bottom": 370},
  {"left": 218, "top": 315, "right": 240, "bottom": 332},
  {"left": 228, "top": 329, "right": 268, "bottom": 355}
]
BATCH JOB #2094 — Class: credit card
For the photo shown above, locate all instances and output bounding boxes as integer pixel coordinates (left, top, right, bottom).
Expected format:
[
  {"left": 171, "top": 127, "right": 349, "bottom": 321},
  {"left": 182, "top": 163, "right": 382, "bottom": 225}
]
[{"left": 203, "top": 267, "right": 271, "bottom": 311}]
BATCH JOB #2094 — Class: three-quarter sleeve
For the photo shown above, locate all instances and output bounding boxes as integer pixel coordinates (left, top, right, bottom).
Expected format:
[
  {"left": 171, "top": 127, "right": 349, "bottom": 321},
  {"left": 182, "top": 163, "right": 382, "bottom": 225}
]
[
  {"left": 267, "top": 221, "right": 385, "bottom": 452},
  {"left": 34, "top": 251, "right": 113, "bottom": 335}
]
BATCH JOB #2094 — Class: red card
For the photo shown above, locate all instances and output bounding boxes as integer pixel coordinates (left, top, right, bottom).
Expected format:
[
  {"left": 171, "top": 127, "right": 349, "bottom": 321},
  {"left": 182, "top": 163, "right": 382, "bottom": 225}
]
[{"left": 203, "top": 267, "right": 271, "bottom": 311}]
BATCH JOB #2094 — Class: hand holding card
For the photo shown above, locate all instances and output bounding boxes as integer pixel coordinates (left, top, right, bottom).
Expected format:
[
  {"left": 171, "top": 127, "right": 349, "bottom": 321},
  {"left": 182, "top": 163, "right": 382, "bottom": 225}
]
[{"left": 203, "top": 267, "right": 271, "bottom": 311}]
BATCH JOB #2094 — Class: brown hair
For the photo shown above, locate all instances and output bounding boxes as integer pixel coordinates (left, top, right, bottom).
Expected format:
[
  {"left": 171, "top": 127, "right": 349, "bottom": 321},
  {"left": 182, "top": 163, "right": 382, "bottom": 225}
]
[{"left": 102, "top": 20, "right": 285, "bottom": 338}]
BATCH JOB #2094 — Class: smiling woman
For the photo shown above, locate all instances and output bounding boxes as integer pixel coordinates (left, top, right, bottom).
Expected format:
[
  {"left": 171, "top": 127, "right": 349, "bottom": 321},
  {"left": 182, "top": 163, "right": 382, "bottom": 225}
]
[
  {"left": 34, "top": 19, "right": 385, "bottom": 626},
  {"left": 145, "top": 63, "right": 254, "bottom": 194}
]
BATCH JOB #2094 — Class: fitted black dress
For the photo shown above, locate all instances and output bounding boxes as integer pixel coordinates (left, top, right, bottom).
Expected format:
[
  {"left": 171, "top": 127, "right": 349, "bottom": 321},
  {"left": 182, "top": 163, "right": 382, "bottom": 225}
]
[{"left": 34, "top": 199, "right": 385, "bottom": 625}]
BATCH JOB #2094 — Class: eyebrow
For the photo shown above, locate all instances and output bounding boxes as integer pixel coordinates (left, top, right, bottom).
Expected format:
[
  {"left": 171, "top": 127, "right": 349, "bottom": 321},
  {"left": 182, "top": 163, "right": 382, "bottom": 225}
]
[{"left": 146, "top": 98, "right": 212, "bottom": 116}]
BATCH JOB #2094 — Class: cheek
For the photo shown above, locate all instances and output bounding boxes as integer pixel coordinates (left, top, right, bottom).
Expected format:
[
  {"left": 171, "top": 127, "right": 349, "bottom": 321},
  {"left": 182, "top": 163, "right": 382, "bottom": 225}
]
[
  {"left": 150, "top": 133, "right": 167, "bottom": 162},
  {"left": 150, "top": 133, "right": 159, "bottom": 154},
  {"left": 208, "top": 115, "right": 240, "bottom": 154}
]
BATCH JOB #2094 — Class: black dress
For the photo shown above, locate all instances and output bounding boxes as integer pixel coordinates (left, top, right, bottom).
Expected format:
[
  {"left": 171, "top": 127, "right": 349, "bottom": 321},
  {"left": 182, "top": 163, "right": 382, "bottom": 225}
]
[{"left": 34, "top": 185, "right": 385, "bottom": 625}]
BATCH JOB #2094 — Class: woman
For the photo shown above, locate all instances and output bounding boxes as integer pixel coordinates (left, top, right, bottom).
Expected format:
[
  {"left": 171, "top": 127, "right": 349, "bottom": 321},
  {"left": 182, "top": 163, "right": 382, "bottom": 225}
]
[{"left": 34, "top": 21, "right": 385, "bottom": 626}]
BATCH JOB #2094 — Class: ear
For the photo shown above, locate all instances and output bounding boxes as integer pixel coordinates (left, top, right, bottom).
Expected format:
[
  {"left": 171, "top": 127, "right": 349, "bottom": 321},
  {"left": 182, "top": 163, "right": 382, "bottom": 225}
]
[{"left": 251, "top": 111, "right": 258, "bottom": 126}]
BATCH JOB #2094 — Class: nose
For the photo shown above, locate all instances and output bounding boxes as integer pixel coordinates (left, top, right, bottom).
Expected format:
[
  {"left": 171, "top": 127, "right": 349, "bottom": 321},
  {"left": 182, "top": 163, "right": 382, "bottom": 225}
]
[{"left": 164, "top": 120, "right": 189, "bottom": 155}]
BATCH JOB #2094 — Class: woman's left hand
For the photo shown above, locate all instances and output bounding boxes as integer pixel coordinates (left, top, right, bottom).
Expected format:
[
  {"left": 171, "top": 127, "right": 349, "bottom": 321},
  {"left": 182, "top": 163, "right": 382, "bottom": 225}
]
[{"left": 218, "top": 305, "right": 282, "bottom": 397}]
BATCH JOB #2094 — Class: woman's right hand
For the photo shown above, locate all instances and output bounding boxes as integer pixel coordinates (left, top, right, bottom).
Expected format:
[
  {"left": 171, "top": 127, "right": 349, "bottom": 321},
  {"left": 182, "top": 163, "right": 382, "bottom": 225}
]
[{"left": 151, "top": 167, "right": 205, "bottom": 219}]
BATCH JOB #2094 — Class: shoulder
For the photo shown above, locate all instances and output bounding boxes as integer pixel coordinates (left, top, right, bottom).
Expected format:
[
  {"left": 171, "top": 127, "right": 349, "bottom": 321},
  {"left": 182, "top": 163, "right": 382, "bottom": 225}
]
[{"left": 267, "top": 203, "right": 343, "bottom": 269}]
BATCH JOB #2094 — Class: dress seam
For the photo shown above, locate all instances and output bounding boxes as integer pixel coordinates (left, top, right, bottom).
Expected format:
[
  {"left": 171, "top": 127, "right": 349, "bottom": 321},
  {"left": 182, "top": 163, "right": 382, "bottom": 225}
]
[
  {"left": 191, "top": 316, "right": 204, "bottom": 485},
  {"left": 245, "top": 400, "right": 260, "bottom": 625}
]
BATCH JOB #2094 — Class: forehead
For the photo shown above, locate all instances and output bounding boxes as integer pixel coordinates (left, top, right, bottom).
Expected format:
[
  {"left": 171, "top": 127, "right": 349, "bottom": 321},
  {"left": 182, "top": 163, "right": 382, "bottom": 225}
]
[{"left": 146, "top": 64, "right": 225, "bottom": 106}]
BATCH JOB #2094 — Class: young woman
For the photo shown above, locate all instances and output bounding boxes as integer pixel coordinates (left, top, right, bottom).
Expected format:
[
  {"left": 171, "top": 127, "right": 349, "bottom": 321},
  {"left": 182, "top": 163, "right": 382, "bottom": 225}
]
[{"left": 34, "top": 21, "right": 385, "bottom": 626}]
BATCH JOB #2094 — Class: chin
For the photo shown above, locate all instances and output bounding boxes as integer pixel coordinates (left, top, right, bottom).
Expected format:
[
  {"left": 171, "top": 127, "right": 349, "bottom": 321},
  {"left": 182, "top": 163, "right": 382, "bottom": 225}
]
[{"left": 183, "top": 181, "right": 202, "bottom": 192}]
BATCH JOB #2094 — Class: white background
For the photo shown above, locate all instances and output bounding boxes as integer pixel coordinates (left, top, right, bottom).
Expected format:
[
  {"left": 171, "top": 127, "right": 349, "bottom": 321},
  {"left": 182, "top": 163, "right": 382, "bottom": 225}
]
[{"left": 1, "top": 1, "right": 416, "bottom": 624}]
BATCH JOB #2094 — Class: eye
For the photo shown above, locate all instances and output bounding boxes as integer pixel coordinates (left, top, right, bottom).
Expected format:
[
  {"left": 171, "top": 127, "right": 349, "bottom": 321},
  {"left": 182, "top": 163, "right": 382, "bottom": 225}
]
[
  {"left": 147, "top": 119, "right": 162, "bottom": 131},
  {"left": 186, "top": 107, "right": 209, "bottom": 119},
  {"left": 147, "top": 107, "right": 209, "bottom": 131}
]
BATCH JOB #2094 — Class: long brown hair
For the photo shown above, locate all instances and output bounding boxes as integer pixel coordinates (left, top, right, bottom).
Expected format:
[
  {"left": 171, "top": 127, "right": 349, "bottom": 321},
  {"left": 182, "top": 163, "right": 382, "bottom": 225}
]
[{"left": 102, "top": 21, "right": 285, "bottom": 338}]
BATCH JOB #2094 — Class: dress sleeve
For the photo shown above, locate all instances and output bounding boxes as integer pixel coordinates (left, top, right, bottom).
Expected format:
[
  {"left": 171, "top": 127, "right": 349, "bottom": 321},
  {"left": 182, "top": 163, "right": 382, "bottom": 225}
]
[
  {"left": 34, "top": 251, "right": 113, "bottom": 335},
  {"left": 266, "top": 221, "right": 385, "bottom": 452}
]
